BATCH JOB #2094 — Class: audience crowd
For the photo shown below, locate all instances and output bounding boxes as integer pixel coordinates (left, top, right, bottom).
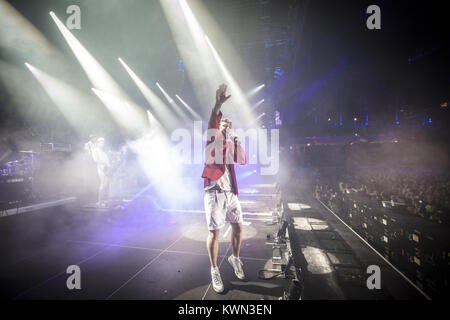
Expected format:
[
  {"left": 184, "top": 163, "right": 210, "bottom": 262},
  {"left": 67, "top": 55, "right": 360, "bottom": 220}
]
[{"left": 315, "top": 169, "right": 450, "bottom": 225}]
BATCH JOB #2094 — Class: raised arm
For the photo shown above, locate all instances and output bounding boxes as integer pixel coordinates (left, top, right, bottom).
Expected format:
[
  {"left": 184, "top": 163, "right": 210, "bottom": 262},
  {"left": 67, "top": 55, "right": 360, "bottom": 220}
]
[
  {"left": 213, "top": 83, "right": 231, "bottom": 116},
  {"left": 208, "top": 84, "right": 231, "bottom": 130}
]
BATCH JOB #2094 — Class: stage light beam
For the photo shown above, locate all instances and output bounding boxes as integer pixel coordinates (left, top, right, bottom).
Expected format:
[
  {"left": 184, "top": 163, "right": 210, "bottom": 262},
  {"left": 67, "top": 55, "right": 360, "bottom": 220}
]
[
  {"left": 155, "top": 82, "right": 189, "bottom": 120},
  {"left": 248, "top": 112, "right": 266, "bottom": 126},
  {"left": 159, "top": 0, "right": 218, "bottom": 109},
  {"left": 175, "top": 94, "right": 201, "bottom": 120},
  {"left": 161, "top": 0, "right": 254, "bottom": 123},
  {"left": 91, "top": 88, "right": 148, "bottom": 136},
  {"left": 48, "top": 12, "right": 150, "bottom": 136},
  {"left": 246, "top": 84, "right": 265, "bottom": 98},
  {"left": 253, "top": 99, "right": 265, "bottom": 109},
  {"left": 24, "top": 62, "right": 103, "bottom": 134},
  {"left": 117, "top": 57, "right": 178, "bottom": 130},
  {"left": 204, "top": 35, "right": 252, "bottom": 125},
  {"left": 49, "top": 11, "right": 126, "bottom": 100}
]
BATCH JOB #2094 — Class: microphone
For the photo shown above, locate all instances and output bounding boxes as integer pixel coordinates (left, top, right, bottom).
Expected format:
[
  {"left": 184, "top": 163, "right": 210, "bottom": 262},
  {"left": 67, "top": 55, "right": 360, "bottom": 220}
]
[{"left": 226, "top": 128, "right": 239, "bottom": 144}]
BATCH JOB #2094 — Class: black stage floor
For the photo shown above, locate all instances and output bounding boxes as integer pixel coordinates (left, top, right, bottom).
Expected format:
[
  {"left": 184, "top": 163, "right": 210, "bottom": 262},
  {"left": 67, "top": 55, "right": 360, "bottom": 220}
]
[
  {"left": 0, "top": 186, "right": 427, "bottom": 300},
  {"left": 0, "top": 192, "right": 286, "bottom": 300}
]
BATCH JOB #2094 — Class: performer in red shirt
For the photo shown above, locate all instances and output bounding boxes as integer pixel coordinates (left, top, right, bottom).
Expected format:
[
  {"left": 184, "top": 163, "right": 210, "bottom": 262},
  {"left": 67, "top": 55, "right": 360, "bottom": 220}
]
[{"left": 201, "top": 84, "right": 247, "bottom": 293}]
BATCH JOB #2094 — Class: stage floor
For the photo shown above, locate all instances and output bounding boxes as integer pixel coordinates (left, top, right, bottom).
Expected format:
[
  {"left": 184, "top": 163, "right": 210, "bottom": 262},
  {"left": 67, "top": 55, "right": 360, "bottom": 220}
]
[
  {"left": 0, "top": 197, "right": 286, "bottom": 300},
  {"left": 0, "top": 187, "right": 428, "bottom": 300}
]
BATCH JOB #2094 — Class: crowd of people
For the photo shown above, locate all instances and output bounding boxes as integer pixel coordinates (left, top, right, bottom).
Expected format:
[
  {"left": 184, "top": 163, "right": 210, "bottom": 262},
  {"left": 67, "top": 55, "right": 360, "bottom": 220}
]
[
  {"left": 314, "top": 169, "right": 450, "bottom": 225},
  {"left": 279, "top": 138, "right": 450, "bottom": 225}
]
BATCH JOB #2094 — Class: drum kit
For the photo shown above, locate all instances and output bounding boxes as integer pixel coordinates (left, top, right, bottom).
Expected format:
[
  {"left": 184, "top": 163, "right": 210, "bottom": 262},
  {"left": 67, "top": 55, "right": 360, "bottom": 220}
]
[{"left": 0, "top": 151, "right": 36, "bottom": 177}]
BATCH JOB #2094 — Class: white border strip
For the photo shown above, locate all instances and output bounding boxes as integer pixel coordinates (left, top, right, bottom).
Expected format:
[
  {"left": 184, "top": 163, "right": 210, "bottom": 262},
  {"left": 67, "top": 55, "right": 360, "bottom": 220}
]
[{"left": 317, "top": 198, "right": 431, "bottom": 300}]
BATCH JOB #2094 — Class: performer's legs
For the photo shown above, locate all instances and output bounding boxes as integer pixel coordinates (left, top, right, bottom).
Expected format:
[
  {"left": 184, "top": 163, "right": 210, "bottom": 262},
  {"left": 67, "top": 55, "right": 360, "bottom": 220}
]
[
  {"left": 206, "top": 229, "right": 220, "bottom": 267},
  {"left": 83, "top": 160, "right": 88, "bottom": 200},
  {"left": 103, "top": 175, "right": 110, "bottom": 204},
  {"left": 98, "top": 169, "right": 109, "bottom": 206},
  {"left": 226, "top": 193, "right": 245, "bottom": 280},
  {"left": 97, "top": 170, "right": 104, "bottom": 204},
  {"left": 204, "top": 190, "right": 226, "bottom": 292},
  {"left": 226, "top": 193, "right": 244, "bottom": 257},
  {"left": 230, "top": 222, "right": 242, "bottom": 258},
  {"left": 205, "top": 190, "right": 226, "bottom": 267},
  {"left": 83, "top": 159, "right": 97, "bottom": 203}
]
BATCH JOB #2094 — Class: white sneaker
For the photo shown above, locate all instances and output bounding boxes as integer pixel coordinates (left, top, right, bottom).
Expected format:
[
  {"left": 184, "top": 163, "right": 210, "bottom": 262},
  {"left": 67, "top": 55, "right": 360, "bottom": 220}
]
[
  {"left": 211, "top": 267, "right": 224, "bottom": 293},
  {"left": 228, "top": 255, "right": 245, "bottom": 280}
]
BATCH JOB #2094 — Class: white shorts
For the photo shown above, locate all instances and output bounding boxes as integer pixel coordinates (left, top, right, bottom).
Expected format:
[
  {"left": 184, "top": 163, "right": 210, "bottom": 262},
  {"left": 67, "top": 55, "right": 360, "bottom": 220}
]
[{"left": 204, "top": 190, "right": 243, "bottom": 230}]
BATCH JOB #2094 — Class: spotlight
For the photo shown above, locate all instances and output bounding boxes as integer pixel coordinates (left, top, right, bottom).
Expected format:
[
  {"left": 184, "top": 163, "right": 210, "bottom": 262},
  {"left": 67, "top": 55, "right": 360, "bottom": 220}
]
[
  {"left": 246, "top": 84, "right": 265, "bottom": 97},
  {"left": 175, "top": 94, "right": 201, "bottom": 120},
  {"left": 156, "top": 82, "right": 173, "bottom": 103},
  {"left": 155, "top": 82, "right": 189, "bottom": 119},
  {"left": 253, "top": 99, "right": 265, "bottom": 109}
]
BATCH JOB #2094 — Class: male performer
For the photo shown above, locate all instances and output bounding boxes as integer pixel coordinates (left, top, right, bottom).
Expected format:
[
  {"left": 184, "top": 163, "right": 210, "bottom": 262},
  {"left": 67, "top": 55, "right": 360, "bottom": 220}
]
[
  {"left": 201, "top": 84, "right": 247, "bottom": 293},
  {"left": 92, "top": 137, "right": 111, "bottom": 208}
]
